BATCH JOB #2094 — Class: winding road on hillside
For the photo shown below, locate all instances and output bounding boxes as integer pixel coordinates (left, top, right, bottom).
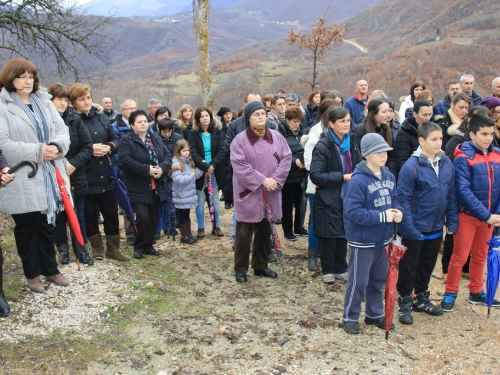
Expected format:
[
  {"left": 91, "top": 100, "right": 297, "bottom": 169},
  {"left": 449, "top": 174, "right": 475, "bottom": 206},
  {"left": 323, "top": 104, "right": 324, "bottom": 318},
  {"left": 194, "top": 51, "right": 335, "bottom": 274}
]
[{"left": 343, "top": 39, "right": 368, "bottom": 53}]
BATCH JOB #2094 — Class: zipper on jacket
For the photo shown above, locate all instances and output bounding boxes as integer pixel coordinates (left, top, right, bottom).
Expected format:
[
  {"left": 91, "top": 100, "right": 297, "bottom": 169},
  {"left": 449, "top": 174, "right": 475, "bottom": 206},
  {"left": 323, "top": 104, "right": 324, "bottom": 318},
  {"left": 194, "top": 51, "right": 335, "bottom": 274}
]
[{"left": 487, "top": 161, "right": 492, "bottom": 212}]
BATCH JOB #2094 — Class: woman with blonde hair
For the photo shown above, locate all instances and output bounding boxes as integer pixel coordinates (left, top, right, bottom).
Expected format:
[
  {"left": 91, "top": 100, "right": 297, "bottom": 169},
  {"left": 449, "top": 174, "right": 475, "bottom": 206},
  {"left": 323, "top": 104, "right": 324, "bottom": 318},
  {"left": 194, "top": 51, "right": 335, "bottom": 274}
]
[{"left": 177, "top": 104, "right": 194, "bottom": 140}]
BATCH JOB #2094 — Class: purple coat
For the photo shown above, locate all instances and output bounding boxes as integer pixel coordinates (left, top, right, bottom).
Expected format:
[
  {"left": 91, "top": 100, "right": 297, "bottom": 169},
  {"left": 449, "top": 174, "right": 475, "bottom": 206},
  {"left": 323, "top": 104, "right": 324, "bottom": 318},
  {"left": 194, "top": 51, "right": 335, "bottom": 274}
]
[{"left": 230, "top": 127, "right": 291, "bottom": 223}]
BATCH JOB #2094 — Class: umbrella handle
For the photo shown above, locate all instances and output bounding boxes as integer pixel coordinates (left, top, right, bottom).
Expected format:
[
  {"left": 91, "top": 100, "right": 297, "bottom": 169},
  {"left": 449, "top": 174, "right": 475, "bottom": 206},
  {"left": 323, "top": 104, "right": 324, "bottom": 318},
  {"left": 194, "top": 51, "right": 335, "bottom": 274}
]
[
  {"left": 2, "top": 160, "right": 38, "bottom": 178},
  {"left": 495, "top": 227, "right": 500, "bottom": 237},
  {"left": 394, "top": 222, "right": 398, "bottom": 237}
]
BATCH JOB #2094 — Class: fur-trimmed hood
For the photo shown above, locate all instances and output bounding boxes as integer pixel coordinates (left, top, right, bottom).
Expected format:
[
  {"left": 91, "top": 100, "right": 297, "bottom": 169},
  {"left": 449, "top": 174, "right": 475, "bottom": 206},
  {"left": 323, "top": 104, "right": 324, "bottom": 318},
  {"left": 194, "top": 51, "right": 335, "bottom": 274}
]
[
  {"left": 193, "top": 116, "right": 222, "bottom": 132},
  {"left": 447, "top": 124, "right": 464, "bottom": 137}
]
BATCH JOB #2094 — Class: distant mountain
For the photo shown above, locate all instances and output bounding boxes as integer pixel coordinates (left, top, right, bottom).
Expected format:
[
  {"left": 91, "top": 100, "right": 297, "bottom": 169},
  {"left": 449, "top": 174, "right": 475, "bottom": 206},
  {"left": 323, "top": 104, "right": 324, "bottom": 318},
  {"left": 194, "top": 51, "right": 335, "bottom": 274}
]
[
  {"left": 83, "top": 0, "right": 383, "bottom": 26},
  {"left": 84, "top": 0, "right": 243, "bottom": 17}
]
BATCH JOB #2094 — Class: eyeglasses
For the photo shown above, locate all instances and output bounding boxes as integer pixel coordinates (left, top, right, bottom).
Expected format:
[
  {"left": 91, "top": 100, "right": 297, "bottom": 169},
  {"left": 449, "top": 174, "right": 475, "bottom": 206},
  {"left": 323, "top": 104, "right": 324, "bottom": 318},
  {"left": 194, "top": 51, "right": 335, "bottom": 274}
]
[
  {"left": 17, "top": 74, "right": 35, "bottom": 81},
  {"left": 494, "top": 111, "right": 500, "bottom": 116}
]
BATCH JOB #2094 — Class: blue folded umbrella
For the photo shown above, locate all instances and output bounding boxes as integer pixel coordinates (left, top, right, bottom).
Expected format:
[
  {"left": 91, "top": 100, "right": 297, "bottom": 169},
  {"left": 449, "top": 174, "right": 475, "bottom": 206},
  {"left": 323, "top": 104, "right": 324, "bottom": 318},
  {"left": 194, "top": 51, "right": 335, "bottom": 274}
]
[{"left": 486, "top": 227, "right": 500, "bottom": 317}]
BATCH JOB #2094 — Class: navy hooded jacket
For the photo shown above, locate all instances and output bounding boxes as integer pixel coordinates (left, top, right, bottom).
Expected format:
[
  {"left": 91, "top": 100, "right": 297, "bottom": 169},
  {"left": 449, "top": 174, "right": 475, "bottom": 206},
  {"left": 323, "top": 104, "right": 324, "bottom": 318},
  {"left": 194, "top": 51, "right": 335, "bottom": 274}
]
[
  {"left": 343, "top": 161, "right": 402, "bottom": 248},
  {"left": 455, "top": 141, "right": 500, "bottom": 222},
  {"left": 397, "top": 148, "right": 458, "bottom": 240}
]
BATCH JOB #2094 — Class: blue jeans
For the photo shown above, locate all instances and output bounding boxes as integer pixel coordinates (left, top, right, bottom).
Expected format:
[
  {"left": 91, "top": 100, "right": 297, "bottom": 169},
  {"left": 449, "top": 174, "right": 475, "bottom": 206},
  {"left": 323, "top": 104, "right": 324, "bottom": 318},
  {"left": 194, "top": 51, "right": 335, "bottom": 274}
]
[
  {"left": 55, "top": 197, "right": 87, "bottom": 246},
  {"left": 156, "top": 202, "right": 168, "bottom": 233},
  {"left": 195, "top": 176, "right": 220, "bottom": 229},
  {"left": 308, "top": 194, "right": 319, "bottom": 251}
]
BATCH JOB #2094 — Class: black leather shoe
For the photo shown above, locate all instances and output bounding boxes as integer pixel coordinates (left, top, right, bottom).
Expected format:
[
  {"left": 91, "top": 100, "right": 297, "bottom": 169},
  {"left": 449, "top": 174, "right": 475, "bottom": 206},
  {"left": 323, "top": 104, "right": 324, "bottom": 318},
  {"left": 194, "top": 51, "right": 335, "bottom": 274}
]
[
  {"left": 144, "top": 246, "right": 160, "bottom": 256},
  {"left": 79, "top": 251, "right": 94, "bottom": 266},
  {"left": 268, "top": 252, "right": 277, "bottom": 263},
  {"left": 364, "top": 316, "right": 395, "bottom": 330},
  {"left": 133, "top": 249, "right": 143, "bottom": 259},
  {"left": 0, "top": 292, "right": 11, "bottom": 317},
  {"left": 225, "top": 202, "right": 232, "bottom": 209},
  {"left": 254, "top": 269, "right": 277, "bottom": 278},
  {"left": 235, "top": 273, "right": 247, "bottom": 282},
  {"left": 342, "top": 321, "right": 360, "bottom": 334}
]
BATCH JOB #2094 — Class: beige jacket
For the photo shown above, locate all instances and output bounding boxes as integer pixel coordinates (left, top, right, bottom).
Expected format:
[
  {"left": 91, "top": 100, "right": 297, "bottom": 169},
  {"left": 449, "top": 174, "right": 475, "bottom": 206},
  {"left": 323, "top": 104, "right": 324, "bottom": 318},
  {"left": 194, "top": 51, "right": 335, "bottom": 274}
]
[{"left": 0, "top": 88, "right": 70, "bottom": 214}]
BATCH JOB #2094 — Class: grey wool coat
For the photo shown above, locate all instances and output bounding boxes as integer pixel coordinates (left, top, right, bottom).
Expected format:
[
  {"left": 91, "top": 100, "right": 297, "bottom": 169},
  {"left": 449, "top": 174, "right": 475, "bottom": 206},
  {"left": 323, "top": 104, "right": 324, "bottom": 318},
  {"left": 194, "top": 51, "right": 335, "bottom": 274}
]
[{"left": 0, "top": 88, "right": 70, "bottom": 214}]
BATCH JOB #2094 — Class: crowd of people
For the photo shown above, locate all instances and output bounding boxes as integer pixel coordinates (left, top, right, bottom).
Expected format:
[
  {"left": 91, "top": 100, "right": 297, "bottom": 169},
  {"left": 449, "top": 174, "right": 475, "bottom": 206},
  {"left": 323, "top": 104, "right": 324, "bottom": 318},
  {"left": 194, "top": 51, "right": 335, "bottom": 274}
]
[{"left": 0, "top": 57, "right": 499, "bottom": 337}]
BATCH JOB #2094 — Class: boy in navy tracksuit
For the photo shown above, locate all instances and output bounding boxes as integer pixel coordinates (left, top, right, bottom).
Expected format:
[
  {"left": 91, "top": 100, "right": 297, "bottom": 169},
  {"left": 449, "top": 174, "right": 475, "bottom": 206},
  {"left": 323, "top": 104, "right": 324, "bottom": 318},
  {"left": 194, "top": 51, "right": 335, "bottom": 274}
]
[
  {"left": 396, "top": 122, "right": 458, "bottom": 325},
  {"left": 342, "top": 133, "right": 403, "bottom": 334}
]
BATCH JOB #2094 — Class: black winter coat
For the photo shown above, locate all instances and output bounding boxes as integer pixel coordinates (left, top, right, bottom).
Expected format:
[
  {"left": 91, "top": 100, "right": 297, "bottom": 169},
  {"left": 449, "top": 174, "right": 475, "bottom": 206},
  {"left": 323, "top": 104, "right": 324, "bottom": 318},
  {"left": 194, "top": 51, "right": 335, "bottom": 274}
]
[
  {"left": 181, "top": 123, "right": 194, "bottom": 141},
  {"left": 161, "top": 132, "right": 183, "bottom": 157},
  {"left": 394, "top": 117, "right": 420, "bottom": 172},
  {"left": 78, "top": 106, "right": 120, "bottom": 194},
  {"left": 62, "top": 108, "right": 93, "bottom": 199},
  {"left": 278, "top": 121, "right": 305, "bottom": 185},
  {"left": 189, "top": 128, "right": 227, "bottom": 191},
  {"left": 310, "top": 132, "right": 361, "bottom": 238},
  {"left": 119, "top": 132, "right": 172, "bottom": 204},
  {"left": 437, "top": 111, "right": 456, "bottom": 149},
  {"left": 353, "top": 122, "right": 397, "bottom": 176}
]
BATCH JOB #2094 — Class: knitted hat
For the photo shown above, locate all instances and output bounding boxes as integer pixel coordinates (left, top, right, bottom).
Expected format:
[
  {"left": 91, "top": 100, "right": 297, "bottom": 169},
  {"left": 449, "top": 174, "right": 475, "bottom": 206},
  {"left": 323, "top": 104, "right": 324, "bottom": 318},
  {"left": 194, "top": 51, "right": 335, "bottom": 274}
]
[
  {"left": 216, "top": 106, "right": 231, "bottom": 117},
  {"left": 244, "top": 101, "right": 266, "bottom": 126},
  {"left": 479, "top": 97, "right": 500, "bottom": 109},
  {"left": 361, "top": 133, "right": 393, "bottom": 158}
]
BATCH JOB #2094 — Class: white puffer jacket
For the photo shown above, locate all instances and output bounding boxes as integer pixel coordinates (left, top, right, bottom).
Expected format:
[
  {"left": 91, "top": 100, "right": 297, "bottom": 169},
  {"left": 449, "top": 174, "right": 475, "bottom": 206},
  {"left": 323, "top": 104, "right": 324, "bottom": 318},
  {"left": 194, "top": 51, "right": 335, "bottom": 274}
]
[{"left": 301, "top": 121, "right": 327, "bottom": 194}]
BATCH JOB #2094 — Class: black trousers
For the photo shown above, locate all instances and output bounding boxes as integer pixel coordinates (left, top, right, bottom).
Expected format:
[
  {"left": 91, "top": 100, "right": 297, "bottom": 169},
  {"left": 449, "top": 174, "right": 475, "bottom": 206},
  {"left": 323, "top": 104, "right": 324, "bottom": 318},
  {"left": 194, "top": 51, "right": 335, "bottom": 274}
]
[
  {"left": 132, "top": 191, "right": 160, "bottom": 251},
  {"left": 176, "top": 208, "right": 191, "bottom": 225},
  {"left": 318, "top": 237, "right": 348, "bottom": 275},
  {"left": 397, "top": 236, "right": 442, "bottom": 296},
  {"left": 441, "top": 233, "right": 470, "bottom": 274},
  {"left": 85, "top": 190, "right": 119, "bottom": 237},
  {"left": 12, "top": 211, "right": 59, "bottom": 279},
  {"left": 234, "top": 219, "right": 271, "bottom": 273},
  {"left": 281, "top": 182, "right": 303, "bottom": 236}
]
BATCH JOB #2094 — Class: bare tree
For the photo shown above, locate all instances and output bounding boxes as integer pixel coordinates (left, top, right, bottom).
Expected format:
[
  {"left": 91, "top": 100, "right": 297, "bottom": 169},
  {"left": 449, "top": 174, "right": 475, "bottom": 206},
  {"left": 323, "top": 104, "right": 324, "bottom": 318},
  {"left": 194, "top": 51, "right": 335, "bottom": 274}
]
[
  {"left": 192, "top": 0, "right": 214, "bottom": 109},
  {"left": 0, "top": 0, "right": 112, "bottom": 80},
  {"left": 286, "top": 17, "right": 345, "bottom": 89}
]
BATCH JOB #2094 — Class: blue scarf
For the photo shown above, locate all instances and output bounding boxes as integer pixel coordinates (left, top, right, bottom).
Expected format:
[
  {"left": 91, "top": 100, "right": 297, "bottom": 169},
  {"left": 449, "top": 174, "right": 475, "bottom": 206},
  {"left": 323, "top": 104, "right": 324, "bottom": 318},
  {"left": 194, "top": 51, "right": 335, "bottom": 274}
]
[
  {"left": 329, "top": 130, "right": 353, "bottom": 198},
  {"left": 9, "top": 92, "right": 63, "bottom": 225}
]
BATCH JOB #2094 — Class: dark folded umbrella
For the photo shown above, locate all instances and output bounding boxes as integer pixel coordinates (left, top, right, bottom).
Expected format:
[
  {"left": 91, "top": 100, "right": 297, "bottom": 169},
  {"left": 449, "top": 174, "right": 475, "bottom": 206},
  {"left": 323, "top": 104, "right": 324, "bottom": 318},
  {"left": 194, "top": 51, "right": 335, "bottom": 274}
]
[
  {"left": 384, "top": 223, "right": 407, "bottom": 340},
  {"left": 165, "top": 180, "right": 177, "bottom": 239},
  {"left": 203, "top": 174, "right": 215, "bottom": 229},
  {"left": 486, "top": 227, "right": 500, "bottom": 317},
  {"left": 107, "top": 156, "right": 137, "bottom": 232},
  {"left": 0, "top": 160, "right": 38, "bottom": 185},
  {"left": 263, "top": 190, "right": 284, "bottom": 272}
]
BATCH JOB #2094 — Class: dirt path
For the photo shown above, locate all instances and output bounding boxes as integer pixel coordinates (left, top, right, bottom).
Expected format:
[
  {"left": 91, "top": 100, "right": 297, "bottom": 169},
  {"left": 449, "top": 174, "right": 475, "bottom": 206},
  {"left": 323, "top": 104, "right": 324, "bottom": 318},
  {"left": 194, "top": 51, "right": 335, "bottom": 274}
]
[{"left": 1, "top": 207, "right": 500, "bottom": 374}]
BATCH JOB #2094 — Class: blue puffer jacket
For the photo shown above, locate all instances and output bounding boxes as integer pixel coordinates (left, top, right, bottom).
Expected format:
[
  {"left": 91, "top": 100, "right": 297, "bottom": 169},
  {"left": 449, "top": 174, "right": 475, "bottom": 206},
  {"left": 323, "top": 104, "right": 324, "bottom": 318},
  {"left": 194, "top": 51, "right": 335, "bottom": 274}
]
[
  {"left": 397, "top": 148, "right": 458, "bottom": 240},
  {"left": 345, "top": 94, "right": 368, "bottom": 129},
  {"left": 171, "top": 156, "right": 204, "bottom": 209},
  {"left": 343, "top": 162, "right": 402, "bottom": 248},
  {"left": 455, "top": 141, "right": 500, "bottom": 222}
]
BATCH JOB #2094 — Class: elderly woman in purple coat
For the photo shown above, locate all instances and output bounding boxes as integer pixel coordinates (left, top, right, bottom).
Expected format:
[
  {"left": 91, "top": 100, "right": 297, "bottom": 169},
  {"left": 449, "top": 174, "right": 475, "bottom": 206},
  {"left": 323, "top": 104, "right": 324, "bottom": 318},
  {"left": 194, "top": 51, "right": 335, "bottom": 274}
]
[{"left": 230, "top": 101, "right": 292, "bottom": 282}]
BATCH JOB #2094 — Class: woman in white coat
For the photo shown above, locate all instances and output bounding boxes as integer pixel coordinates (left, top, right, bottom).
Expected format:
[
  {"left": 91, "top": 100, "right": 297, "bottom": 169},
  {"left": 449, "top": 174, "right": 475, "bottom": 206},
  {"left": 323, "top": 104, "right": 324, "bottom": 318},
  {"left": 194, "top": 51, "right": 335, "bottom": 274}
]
[{"left": 0, "top": 58, "right": 71, "bottom": 294}]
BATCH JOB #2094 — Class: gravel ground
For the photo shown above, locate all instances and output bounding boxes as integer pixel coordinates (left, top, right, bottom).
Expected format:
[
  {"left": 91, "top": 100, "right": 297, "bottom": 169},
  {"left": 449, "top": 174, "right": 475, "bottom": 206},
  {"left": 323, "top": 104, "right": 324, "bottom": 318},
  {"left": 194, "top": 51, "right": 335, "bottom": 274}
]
[{"left": 2, "top": 208, "right": 500, "bottom": 374}]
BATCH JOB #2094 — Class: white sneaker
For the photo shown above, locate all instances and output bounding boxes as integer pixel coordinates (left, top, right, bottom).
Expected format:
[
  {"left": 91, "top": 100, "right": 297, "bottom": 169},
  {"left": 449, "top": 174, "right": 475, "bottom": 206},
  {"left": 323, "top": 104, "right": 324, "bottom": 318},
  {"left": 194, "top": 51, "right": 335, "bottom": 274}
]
[
  {"left": 334, "top": 272, "right": 348, "bottom": 281},
  {"left": 323, "top": 274, "right": 335, "bottom": 284}
]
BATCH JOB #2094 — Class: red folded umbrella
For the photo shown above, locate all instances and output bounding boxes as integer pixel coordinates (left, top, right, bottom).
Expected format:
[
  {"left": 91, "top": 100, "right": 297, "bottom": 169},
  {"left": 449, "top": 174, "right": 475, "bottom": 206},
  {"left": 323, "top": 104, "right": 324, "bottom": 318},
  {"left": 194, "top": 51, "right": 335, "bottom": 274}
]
[
  {"left": 384, "top": 223, "right": 407, "bottom": 340},
  {"left": 55, "top": 168, "right": 84, "bottom": 247}
]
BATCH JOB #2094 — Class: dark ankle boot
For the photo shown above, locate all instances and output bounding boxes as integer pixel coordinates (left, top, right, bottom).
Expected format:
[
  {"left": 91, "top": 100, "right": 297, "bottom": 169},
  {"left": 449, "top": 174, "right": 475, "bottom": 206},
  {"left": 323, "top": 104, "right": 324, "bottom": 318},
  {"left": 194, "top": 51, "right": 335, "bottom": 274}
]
[
  {"left": 187, "top": 220, "right": 198, "bottom": 242},
  {"left": 58, "top": 244, "right": 70, "bottom": 264},
  {"left": 0, "top": 291, "right": 10, "bottom": 317},
  {"left": 180, "top": 224, "right": 195, "bottom": 244},
  {"left": 78, "top": 243, "right": 94, "bottom": 265},
  {"left": 308, "top": 250, "right": 318, "bottom": 271}
]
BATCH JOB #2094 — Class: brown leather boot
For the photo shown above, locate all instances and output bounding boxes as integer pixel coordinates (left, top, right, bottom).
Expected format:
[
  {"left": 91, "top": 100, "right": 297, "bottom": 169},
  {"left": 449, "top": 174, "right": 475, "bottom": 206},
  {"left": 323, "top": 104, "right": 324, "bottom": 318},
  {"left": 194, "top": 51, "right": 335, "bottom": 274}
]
[
  {"left": 197, "top": 228, "right": 205, "bottom": 239},
  {"left": 211, "top": 227, "right": 224, "bottom": 237},
  {"left": 180, "top": 224, "right": 195, "bottom": 244},
  {"left": 88, "top": 234, "right": 104, "bottom": 260},
  {"left": 105, "top": 235, "right": 129, "bottom": 262}
]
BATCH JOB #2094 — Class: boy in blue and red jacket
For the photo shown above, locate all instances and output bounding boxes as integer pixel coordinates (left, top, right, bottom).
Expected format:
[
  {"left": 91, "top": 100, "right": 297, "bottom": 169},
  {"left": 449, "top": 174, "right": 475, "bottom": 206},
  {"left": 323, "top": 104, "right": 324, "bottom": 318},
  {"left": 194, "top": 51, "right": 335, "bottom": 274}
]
[
  {"left": 441, "top": 114, "right": 500, "bottom": 312},
  {"left": 396, "top": 122, "right": 458, "bottom": 325},
  {"left": 342, "top": 133, "right": 403, "bottom": 334}
]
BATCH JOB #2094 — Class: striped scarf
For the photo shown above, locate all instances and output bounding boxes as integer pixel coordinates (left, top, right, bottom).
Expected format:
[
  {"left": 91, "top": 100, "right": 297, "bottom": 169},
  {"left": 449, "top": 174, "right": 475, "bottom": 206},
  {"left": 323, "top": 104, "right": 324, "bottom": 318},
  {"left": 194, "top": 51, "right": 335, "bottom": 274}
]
[
  {"left": 141, "top": 132, "right": 159, "bottom": 165},
  {"left": 10, "top": 92, "right": 63, "bottom": 225}
]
